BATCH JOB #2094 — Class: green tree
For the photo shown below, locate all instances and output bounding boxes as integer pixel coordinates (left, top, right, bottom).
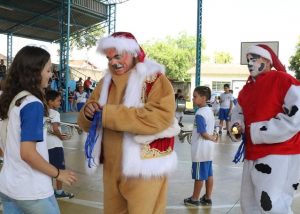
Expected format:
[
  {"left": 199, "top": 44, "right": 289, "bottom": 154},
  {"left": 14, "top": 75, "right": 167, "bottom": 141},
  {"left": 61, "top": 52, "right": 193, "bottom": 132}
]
[
  {"left": 143, "top": 32, "right": 209, "bottom": 81},
  {"left": 289, "top": 36, "right": 300, "bottom": 80},
  {"left": 70, "top": 24, "right": 106, "bottom": 49},
  {"left": 214, "top": 51, "right": 233, "bottom": 64}
]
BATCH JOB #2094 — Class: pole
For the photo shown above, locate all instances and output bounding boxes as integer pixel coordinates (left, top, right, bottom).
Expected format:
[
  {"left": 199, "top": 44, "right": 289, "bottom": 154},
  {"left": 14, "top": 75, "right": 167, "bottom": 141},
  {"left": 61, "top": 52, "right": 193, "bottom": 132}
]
[{"left": 195, "top": 0, "right": 203, "bottom": 87}]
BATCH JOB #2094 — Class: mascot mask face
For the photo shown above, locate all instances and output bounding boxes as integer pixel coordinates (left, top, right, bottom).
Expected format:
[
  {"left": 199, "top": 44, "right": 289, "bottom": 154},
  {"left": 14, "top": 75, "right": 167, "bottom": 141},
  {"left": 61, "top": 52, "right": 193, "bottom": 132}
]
[
  {"left": 246, "top": 53, "right": 269, "bottom": 77},
  {"left": 105, "top": 48, "right": 135, "bottom": 75}
]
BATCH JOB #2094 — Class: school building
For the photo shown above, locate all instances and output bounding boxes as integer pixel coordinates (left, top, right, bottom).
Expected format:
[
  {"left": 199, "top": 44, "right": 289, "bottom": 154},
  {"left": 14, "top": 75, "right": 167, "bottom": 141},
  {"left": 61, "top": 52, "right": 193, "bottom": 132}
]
[{"left": 189, "top": 63, "right": 249, "bottom": 97}]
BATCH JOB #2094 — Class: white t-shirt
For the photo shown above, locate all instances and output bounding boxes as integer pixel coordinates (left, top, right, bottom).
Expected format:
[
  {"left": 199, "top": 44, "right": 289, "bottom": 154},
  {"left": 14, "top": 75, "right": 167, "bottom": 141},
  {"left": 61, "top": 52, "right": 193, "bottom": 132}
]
[
  {"left": 191, "top": 106, "right": 215, "bottom": 162},
  {"left": 220, "top": 92, "right": 233, "bottom": 109},
  {"left": 75, "top": 91, "right": 88, "bottom": 104},
  {"left": 46, "top": 109, "right": 63, "bottom": 149},
  {"left": 0, "top": 95, "right": 53, "bottom": 200}
]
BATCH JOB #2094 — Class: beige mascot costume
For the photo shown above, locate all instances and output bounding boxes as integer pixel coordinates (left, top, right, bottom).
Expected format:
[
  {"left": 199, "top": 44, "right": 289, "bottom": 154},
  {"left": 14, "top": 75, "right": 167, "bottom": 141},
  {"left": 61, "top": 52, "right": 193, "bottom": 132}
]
[{"left": 78, "top": 32, "right": 180, "bottom": 214}]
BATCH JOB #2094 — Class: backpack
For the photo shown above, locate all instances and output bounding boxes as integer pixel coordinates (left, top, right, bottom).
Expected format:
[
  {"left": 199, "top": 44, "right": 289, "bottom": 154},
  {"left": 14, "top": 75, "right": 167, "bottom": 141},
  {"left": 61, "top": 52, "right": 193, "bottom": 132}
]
[{"left": 0, "top": 91, "right": 31, "bottom": 151}]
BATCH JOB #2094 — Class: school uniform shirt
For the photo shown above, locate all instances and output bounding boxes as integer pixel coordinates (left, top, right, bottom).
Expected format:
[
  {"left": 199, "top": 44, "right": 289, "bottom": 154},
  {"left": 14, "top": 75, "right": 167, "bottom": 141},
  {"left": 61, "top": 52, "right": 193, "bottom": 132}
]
[
  {"left": 75, "top": 91, "right": 88, "bottom": 104},
  {"left": 220, "top": 92, "right": 233, "bottom": 109},
  {"left": 0, "top": 95, "right": 53, "bottom": 200},
  {"left": 191, "top": 106, "right": 215, "bottom": 162},
  {"left": 46, "top": 109, "right": 63, "bottom": 149}
]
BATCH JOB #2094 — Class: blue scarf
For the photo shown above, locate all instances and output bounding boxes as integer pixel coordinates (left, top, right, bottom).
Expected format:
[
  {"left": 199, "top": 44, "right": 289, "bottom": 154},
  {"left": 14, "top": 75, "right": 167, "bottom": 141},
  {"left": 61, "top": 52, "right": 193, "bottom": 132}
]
[
  {"left": 84, "top": 111, "right": 102, "bottom": 168},
  {"left": 232, "top": 134, "right": 246, "bottom": 164}
]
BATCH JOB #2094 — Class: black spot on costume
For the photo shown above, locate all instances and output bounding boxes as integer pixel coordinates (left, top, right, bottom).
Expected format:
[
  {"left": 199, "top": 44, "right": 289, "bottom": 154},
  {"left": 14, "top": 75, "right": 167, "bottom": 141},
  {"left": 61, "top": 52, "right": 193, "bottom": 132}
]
[
  {"left": 283, "top": 105, "right": 298, "bottom": 117},
  {"left": 289, "top": 106, "right": 298, "bottom": 117},
  {"left": 260, "top": 191, "right": 272, "bottom": 211},
  {"left": 292, "top": 183, "right": 299, "bottom": 190},
  {"left": 260, "top": 126, "right": 267, "bottom": 131},
  {"left": 255, "top": 163, "right": 272, "bottom": 174}
]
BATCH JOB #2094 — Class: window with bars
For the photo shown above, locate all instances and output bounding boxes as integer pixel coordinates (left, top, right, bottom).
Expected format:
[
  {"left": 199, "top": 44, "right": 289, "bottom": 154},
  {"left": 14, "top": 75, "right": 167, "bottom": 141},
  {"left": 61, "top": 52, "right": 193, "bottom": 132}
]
[{"left": 212, "top": 81, "right": 231, "bottom": 92}]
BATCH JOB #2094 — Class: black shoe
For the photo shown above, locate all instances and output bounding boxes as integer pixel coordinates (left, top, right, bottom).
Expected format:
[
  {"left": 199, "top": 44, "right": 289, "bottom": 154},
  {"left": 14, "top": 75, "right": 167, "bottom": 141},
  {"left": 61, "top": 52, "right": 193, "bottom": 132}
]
[
  {"left": 179, "top": 122, "right": 184, "bottom": 128},
  {"left": 55, "top": 190, "right": 75, "bottom": 199},
  {"left": 200, "top": 195, "right": 212, "bottom": 206},
  {"left": 184, "top": 197, "right": 200, "bottom": 206},
  {"left": 184, "top": 196, "right": 191, "bottom": 203},
  {"left": 227, "top": 131, "right": 230, "bottom": 136}
]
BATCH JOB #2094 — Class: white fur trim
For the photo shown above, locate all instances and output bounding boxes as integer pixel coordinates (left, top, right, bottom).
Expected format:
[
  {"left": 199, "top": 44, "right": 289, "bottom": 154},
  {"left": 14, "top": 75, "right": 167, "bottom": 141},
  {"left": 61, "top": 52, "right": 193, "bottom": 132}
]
[
  {"left": 99, "top": 71, "right": 112, "bottom": 106},
  {"left": 93, "top": 60, "right": 177, "bottom": 178},
  {"left": 123, "top": 133, "right": 178, "bottom": 178},
  {"left": 134, "top": 118, "right": 181, "bottom": 144},
  {"left": 136, "top": 59, "right": 165, "bottom": 75},
  {"left": 247, "top": 45, "right": 273, "bottom": 64},
  {"left": 123, "top": 67, "right": 145, "bottom": 107},
  {"left": 97, "top": 36, "right": 140, "bottom": 56}
]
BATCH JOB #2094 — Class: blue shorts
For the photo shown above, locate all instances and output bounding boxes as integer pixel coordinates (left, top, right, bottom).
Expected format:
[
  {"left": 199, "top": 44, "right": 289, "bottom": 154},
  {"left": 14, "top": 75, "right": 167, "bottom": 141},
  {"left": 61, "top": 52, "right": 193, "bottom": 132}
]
[
  {"left": 48, "top": 147, "right": 65, "bottom": 170},
  {"left": 192, "top": 161, "right": 213, "bottom": 181},
  {"left": 218, "top": 108, "right": 230, "bottom": 121},
  {"left": 0, "top": 192, "right": 60, "bottom": 214},
  {"left": 77, "top": 102, "right": 85, "bottom": 111}
]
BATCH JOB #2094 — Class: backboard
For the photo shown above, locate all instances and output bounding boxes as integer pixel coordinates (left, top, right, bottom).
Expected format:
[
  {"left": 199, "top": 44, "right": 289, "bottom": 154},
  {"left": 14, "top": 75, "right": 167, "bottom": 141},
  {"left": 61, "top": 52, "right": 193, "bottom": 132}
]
[{"left": 240, "top": 41, "right": 279, "bottom": 65}]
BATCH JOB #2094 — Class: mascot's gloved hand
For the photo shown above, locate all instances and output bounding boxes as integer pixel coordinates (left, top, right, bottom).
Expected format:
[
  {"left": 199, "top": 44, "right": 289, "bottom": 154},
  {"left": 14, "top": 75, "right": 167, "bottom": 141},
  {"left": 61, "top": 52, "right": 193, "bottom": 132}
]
[{"left": 85, "top": 111, "right": 102, "bottom": 168}]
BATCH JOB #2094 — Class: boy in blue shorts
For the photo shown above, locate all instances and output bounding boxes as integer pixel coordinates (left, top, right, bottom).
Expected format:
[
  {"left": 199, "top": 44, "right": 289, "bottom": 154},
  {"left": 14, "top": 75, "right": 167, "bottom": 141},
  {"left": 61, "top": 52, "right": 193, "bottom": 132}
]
[
  {"left": 218, "top": 84, "right": 234, "bottom": 135},
  {"left": 46, "top": 90, "right": 74, "bottom": 199},
  {"left": 184, "top": 86, "right": 218, "bottom": 206}
]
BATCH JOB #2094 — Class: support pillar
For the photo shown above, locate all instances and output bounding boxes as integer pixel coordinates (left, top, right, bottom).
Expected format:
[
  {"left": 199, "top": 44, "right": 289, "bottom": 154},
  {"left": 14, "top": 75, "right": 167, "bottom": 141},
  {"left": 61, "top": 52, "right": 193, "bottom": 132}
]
[
  {"left": 59, "top": 0, "right": 71, "bottom": 111},
  {"left": 108, "top": 3, "right": 116, "bottom": 34},
  {"left": 195, "top": 0, "right": 203, "bottom": 87},
  {"left": 7, "top": 33, "right": 13, "bottom": 68}
]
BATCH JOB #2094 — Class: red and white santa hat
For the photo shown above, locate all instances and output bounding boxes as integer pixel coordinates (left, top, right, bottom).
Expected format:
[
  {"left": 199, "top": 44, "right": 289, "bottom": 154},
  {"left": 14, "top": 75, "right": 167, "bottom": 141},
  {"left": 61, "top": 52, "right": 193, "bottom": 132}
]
[
  {"left": 97, "top": 32, "right": 146, "bottom": 63},
  {"left": 247, "top": 44, "right": 286, "bottom": 72}
]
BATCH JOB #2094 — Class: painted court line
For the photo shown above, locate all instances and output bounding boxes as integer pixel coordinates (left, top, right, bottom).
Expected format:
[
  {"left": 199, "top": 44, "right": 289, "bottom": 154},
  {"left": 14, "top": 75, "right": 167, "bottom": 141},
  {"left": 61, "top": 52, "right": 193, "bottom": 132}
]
[
  {"left": 59, "top": 198, "right": 241, "bottom": 210},
  {"left": 59, "top": 191, "right": 300, "bottom": 210},
  {"left": 0, "top": 191, "right": 299, "bottom": 211},
  {"left": 59, "top": 198, "right": 242, "bottom": 210}
]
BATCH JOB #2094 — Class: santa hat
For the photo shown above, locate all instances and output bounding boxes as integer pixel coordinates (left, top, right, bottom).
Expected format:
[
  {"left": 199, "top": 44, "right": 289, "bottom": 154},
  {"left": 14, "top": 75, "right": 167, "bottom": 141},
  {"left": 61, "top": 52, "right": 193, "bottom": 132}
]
[
  {"left": 247, "top": 44, "right": 286, "bottom": 72},
  {"left": 97, "top": 32, "right": 146, "bottom": 62}
]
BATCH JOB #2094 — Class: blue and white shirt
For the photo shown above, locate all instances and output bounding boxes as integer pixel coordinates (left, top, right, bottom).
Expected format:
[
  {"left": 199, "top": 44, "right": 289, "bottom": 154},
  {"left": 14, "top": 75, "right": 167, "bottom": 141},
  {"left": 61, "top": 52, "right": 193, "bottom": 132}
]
[
  {"left": 0, "top": 95, "right": 53, "bottom": 200},
  {"left": 220, "top": 92, "right": 234, "bottom": 109},
  {"left": 191, "top": 106, "right": 215, "bottom": 162},
  {"left": 46, "top": 109, "right": 63, "bottom": 149},
  {"left": 75, "top": 91, "right": 88, "bottom": 104}
]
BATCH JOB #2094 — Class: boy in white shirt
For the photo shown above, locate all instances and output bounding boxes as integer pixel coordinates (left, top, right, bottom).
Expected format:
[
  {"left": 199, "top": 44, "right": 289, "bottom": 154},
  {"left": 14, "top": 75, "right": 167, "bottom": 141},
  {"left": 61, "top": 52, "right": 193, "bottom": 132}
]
[
  {"left": 218, "top": 84, "right": 234, "bottom": 135},
  {"left": 184, "top": 86, "right": 218, "bottom": 206},
  {"left": 46, "top": 90, "right": 74, "bottom": 199}
]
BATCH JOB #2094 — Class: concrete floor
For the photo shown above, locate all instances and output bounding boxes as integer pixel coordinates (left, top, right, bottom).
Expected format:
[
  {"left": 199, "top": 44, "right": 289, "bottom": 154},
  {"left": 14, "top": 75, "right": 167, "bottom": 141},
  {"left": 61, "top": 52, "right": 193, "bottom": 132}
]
[{"left": 1, "top": 112, "right": 300, "bottom": 214}]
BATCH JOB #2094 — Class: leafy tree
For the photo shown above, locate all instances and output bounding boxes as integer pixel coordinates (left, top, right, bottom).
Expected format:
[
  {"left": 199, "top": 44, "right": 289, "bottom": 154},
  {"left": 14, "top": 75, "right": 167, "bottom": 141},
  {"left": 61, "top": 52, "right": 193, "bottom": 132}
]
[
  {"left": 70, "top": 24, "right": 106, "bottom": 49},
  {"left": 143, "top": 32, "right": 209, "bottom": 81},
  {"left": 214, "top": 51, "right": 233, "bottom": 64},
  {"left": 289, "top": 36, "right": 300, "bottom": 80}
]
